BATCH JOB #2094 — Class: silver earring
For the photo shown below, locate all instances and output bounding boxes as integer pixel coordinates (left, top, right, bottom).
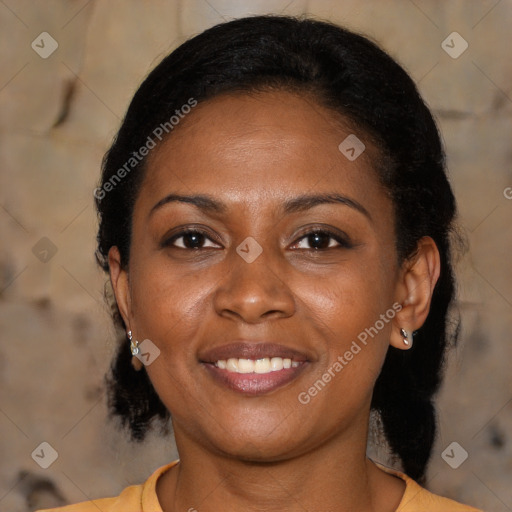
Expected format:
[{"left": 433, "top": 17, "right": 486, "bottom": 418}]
[
  {"left": 128, "top": 330, "right": 140, "bottom": 355},
  {"left": 400, "top": 328, "right": 410, "bottom": 346}
]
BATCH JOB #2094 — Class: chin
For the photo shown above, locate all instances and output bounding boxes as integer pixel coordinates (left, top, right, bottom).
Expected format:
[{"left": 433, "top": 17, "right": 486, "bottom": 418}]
[
  {"left": 209, "top": 417, "right": 310, "bottom": 463},
  {"left": 218, "top": 440, "right": 302, "bottom": 464}
]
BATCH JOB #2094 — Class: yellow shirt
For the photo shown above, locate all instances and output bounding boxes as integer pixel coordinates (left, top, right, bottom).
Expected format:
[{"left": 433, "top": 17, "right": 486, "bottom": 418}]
[{"left": 36, "top": 459, "right": 483, "bottom": 512}]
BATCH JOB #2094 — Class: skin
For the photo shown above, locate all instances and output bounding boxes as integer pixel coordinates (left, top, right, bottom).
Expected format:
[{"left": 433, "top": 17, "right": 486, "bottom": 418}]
[{"left": 109, "top": 90, "right": 440, "bottom": 512}]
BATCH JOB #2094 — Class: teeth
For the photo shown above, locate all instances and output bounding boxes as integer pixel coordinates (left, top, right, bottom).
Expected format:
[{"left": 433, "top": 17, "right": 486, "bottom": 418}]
[
  {"left": 237, "top": 358, "right": 254, "bottom": 373},
  {"left": 215, "top": 357, "right": 302, "bottom": 374},
  {"left": 254, "top": 358, "right": 270, "bottom": 374},
  {"left": 270, "top": 357, "right": 283, "bottom": 371},
  {"left": 226, "top": 358, "right": 238, "bottom": 372}
]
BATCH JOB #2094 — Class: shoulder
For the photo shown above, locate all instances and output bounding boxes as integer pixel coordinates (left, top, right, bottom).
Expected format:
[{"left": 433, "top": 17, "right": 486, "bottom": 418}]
[
  {"left": 34, "top": 460, "right": 179, "bottom": 512},
  {"left": 375, "top": 461, "right": 484, "bottom": 512}
]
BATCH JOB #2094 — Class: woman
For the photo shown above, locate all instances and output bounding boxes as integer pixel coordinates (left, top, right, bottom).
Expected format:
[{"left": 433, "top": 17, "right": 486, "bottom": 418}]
[{"left": 39, "top": 14, "right": 482, "bottom": 512}]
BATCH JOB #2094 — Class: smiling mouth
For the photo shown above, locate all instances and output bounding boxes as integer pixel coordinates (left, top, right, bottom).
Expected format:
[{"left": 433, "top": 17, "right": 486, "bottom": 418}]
[
  {"left": 202, "top": 360, "right": 308, "bottom": 395},
  {"left": 199, "top": 341, "right": 310, "bottom": 395},
  {"left": 214, "top": 357, "right": 301, "bottom": 374}
]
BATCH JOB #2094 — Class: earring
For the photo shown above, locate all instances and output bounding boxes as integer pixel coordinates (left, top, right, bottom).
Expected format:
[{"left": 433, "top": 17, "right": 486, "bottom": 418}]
[
  {"left": 127, "top": 330, "right": 143, "bottom": 371},
  {"left": 400, "top": 328, "right": 412, "bottom": 348},
  {"left": 128, "top": 330, "right": 140, "bottom": 355}
]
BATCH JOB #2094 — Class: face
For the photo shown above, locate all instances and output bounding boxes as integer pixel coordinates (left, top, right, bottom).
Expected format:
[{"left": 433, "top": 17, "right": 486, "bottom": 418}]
[{"left": 111, "top": 90, "right": 407, "bottom": 462}]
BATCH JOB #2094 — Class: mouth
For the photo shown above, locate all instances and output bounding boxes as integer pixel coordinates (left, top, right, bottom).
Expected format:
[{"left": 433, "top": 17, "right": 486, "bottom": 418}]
[{"left": 199, "top": 342, "right": 310, "bottom": 395}]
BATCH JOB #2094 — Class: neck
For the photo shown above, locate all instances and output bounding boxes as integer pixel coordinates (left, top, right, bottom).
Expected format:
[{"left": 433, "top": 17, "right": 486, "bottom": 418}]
[{"left": 157, "top": 419, "right": 405, "bottom": 512}]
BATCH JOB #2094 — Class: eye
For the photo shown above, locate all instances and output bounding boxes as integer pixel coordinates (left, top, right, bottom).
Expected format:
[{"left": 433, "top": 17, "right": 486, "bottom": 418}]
[
  {"left": 163, "top": 229, "right": 221, "bottom": 250},
  {"left": 292, "top": 229, "right": 352, "bottom": 250}
]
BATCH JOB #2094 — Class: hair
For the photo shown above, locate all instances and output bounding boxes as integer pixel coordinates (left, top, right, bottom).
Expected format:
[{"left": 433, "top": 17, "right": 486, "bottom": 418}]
[{"left": 95, "top": 14, "right": 460, "bottom": 483}]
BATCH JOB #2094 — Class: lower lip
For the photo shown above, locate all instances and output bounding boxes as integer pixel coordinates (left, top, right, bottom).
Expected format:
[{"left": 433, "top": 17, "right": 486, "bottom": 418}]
[{"left": 202, "top": 362, "right": 308, "bottom": 395}]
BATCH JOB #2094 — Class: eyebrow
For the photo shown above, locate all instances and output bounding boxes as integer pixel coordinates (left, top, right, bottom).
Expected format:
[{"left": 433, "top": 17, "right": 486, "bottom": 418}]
[{"left": 149, "top": 192, "right": 371, "bottom": 220}]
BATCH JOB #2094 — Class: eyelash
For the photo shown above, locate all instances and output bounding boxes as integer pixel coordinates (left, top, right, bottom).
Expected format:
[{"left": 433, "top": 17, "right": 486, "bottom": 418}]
[{"left": 162, "top": 227, "right": 352, "bottom": 251}]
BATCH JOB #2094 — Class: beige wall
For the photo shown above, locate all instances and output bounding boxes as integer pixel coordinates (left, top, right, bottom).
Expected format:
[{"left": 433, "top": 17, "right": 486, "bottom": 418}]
[{"left": 0, "top": 1, "right": 511, "bottom": 511}]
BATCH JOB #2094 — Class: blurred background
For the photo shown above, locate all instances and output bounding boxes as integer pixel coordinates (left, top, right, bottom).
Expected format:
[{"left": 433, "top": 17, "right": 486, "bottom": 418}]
[{"left": 0, "top": 1, "right": 511, "bottom": 511}]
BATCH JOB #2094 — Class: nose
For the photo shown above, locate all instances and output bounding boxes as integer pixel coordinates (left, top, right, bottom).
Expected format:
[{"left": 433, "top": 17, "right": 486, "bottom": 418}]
[{"left": 213, "top": 245, "right": 296, "bottom": 324}]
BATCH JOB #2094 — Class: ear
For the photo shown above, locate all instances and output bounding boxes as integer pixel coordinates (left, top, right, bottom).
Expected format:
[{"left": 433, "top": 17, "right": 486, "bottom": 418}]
[
  {"left": 108, "top": 246, "right": 132, "bottom": 332},
  {"left": 390, "top": 236, "right": 441, "bottom": 350}
]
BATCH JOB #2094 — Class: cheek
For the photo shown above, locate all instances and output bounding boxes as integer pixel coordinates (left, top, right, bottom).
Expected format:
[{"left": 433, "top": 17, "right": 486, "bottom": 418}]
[
  {"left": 299, "top": 251, "right": 396, "bottom": 334},
  {"left": 128, "top": 261, "right": 212, "bottom": 414},
  {"left": 295, "top": 251, "right": 397, "bottom": 389},
  {"left": 128, "top": 253, "right": 210, "bottom": 359}
]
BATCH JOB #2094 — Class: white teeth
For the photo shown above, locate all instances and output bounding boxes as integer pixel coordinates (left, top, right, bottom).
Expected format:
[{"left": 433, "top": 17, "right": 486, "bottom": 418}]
[
  {"left": 270, "top": 357, "right": 283, "bottom": 371},
  {"left": 238, "top": 358, "right": 255, "bottom": 373},
  {"left": 214, "top": 356, "right": 302, "bottom": 374},
  {"left": 254, "top": 358, "right": 270, "bottom": 374},
  {"left": 226, "top": 358, "right": 239, "bottom": 372}
]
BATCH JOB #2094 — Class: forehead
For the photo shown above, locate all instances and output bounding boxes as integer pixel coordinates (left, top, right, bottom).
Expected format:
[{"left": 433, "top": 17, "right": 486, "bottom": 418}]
[{"left": 138, "top": 90, "right": 388, "bottom": 216}]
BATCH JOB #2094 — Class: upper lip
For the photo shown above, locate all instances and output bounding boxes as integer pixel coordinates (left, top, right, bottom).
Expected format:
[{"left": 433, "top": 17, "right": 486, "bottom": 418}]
[{"left": 199, "top": 342, "right": 310, "bottom": 363}]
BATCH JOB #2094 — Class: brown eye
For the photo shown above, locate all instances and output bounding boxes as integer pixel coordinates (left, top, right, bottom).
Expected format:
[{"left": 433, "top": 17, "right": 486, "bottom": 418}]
[
  {"left": 293, "top": 229, "right": 352, "bottom": 250},
  {"left": 163, "top": 229, "right": 220, "bottom": 250}
]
